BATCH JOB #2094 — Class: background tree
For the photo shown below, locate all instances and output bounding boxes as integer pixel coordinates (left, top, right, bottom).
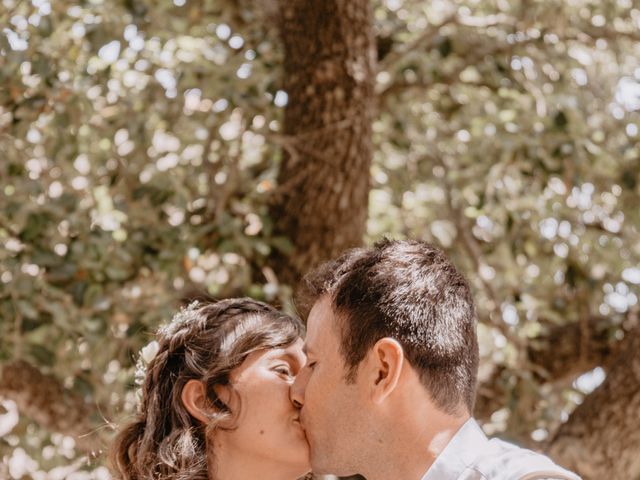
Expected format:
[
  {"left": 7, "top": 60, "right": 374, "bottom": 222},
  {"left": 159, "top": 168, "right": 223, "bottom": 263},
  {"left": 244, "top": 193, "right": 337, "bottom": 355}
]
[
  {"left": 269, "top": 0, "right": 375, "bottom": 287},
  {"left": 1, "top": 0, "right": 639, "bottom": 478}
]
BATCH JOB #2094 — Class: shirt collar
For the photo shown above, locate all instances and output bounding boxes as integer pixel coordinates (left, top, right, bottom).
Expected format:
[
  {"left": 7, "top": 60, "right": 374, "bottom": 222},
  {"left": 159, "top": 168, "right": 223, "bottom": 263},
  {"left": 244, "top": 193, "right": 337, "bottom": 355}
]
[{"left": 420, "top": 418, "right": 488, "bottom": 480}]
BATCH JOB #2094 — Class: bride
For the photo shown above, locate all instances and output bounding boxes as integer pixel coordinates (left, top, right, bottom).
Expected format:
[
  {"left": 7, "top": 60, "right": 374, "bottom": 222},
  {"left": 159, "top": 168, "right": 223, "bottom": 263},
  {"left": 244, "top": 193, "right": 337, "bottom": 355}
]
[{"left": 110, "top": 298, "right": 310, "bottom": 480}]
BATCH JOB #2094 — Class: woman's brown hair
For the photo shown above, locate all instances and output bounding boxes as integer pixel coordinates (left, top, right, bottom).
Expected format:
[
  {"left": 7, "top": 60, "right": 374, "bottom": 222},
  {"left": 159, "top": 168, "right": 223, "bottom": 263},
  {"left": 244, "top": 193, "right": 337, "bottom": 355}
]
[{"left": 110, "top": 298, "right": 304, "bottom": 480}]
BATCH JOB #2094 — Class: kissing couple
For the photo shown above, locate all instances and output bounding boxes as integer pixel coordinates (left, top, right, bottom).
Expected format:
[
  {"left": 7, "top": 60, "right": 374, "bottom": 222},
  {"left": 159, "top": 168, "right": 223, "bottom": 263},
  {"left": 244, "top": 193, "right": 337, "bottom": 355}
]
[{"left": 111, "top": 239, "right": 580, "bottom": 480}]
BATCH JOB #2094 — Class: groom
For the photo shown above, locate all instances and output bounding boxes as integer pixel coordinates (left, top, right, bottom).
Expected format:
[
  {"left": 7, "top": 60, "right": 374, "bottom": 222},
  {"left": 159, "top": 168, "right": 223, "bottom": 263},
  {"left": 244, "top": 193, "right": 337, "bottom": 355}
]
[{"left": 291, "top": 239, "right": 580, "bottom": 480}]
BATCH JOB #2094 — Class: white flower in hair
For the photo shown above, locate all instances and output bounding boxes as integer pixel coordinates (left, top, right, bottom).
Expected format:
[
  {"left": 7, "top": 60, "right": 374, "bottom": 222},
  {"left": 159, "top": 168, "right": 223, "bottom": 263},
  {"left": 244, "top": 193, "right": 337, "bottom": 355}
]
[
  {"left": 140, "top": 340, "right": 160, "bottom": 364},
  {"left": 134, "top": 340, "right": 159, "bottom": 387},
  {"left": 134, "top": 301, "right": 202, "bottom": 393}
]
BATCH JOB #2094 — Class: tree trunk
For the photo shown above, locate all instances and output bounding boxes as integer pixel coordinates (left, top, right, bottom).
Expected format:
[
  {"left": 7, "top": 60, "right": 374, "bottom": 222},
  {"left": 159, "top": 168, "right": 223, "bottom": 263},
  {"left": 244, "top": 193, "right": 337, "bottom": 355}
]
[
  {"left": 270, "top": 0, "right": 376, "bottom": 288},
  {"left": 547, "top": 326, "right": 640, "bottom": 478}
]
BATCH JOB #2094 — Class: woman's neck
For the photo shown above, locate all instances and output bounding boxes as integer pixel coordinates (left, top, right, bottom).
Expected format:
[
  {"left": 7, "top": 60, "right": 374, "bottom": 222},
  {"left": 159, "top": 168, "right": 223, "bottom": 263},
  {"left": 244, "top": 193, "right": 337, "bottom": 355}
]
[{"left": 208, "top": 439, "right": 305, "bottom": 480}]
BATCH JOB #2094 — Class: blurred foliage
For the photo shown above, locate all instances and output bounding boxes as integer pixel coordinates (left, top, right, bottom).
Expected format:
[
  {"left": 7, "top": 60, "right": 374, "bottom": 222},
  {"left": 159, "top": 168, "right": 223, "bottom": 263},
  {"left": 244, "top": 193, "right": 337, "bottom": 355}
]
[
  {"left": 368, "top": 0, "right": 640, "bottom": 448},
  {"left": 0, "top": 0, "right": 639, "bottom": 477},
  {"left": 1, "top": 0, "right": 289, "bottom": 476}
]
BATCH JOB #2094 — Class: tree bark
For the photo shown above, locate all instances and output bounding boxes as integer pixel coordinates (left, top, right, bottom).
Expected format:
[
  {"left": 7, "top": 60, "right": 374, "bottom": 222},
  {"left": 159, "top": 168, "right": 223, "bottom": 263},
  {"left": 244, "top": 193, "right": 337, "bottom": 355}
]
[
  {"left": 270, "top": 0, "right": 376, "bottom": 288},
  {"left": 546, "top": 326, "right": 640, "bottom": 478}
]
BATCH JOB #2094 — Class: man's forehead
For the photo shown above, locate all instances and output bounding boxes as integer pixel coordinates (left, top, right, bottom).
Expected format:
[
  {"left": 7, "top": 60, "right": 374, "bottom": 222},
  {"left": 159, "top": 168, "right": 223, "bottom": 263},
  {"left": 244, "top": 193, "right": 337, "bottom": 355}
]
[
  {"left": 307, "top": 295, "right": 334, "bottom": 325},
  {"left": 304, "top": 296, "right": 335, "bottom": 351}
]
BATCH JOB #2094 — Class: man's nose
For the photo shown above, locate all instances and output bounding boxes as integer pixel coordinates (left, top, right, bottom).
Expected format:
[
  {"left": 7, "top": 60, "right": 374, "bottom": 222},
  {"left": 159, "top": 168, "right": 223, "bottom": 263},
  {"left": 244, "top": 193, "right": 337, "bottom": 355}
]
[{"left": 290, "top": 372, "right": 306, "bottom": 408}]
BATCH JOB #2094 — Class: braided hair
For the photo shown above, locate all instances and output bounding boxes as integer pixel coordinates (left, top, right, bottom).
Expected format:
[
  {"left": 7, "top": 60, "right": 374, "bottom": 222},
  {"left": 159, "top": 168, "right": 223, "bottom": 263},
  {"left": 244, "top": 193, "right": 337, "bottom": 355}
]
[{"left": 110, "top": 298, "right": 304, "bottom": 480}]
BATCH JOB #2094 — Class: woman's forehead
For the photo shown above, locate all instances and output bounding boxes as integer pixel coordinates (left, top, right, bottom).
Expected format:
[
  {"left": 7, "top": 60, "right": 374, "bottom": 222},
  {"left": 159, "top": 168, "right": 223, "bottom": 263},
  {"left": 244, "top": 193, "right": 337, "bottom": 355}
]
[
  {"left": 270, "top": 339, "right": 306, "bottom": 364},
  {"left": 242, "top": 340, "right": 305, "bottom": 365}
]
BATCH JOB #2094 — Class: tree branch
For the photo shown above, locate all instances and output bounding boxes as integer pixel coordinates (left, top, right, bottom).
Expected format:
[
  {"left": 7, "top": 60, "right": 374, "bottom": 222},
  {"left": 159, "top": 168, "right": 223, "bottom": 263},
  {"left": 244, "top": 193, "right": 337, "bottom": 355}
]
[
  {"left": 546, "top": 321, "right": 640, "bottom": 478},
  {"left": 0, "top": 360, "right": 101, "bottom": 454},
  {"left": 378, "top": 34, "right": 540, "bottom": 100},
  {"left": 433, "top": 154, "right": 522, "bottom": 348},
  {"left": 474, "top": 310, "right": 638, "bottom": 422},
  {"left": 377, "top": 12, "right": 457, "bottom": 74},
  {"left": 377, "top": 15, "right": 640, "bottom": 102}
]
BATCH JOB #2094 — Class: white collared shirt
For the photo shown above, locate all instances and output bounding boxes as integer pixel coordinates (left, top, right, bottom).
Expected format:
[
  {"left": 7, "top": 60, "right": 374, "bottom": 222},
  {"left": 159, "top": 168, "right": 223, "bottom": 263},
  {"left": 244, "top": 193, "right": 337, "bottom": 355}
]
[{"left": 420, "top": 419, "right": 581, "bottom": 480}]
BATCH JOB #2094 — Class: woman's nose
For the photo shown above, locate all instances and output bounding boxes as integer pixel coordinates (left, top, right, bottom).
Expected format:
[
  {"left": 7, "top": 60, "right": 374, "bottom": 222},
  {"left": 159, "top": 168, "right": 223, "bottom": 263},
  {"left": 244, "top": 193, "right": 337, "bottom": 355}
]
[{"left": 289, "top": 373, "right": 306, "bottom": 408}]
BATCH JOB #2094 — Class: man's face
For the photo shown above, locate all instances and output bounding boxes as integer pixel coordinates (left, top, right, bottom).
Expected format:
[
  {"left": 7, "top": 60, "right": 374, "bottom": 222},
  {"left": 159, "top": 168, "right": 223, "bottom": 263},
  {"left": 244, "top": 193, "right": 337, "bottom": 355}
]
[{"left": 291, "top": 295, "right": 369, "bottom": 476}]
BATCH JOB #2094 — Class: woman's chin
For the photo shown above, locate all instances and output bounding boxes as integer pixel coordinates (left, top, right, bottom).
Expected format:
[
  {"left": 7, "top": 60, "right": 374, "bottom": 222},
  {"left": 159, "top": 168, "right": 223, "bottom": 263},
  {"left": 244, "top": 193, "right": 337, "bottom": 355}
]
[
  {"left": 292, "top": 465, "right": 312, "bottom": 480},
  {"left": 289, "top": 444, "right": 311, "bottom": 479},
  {"left": 295, "top": 448, "right": 312, "bottom": 476},
  {"left": 279, "top": 452, "right": 310, "bottom": 480}
]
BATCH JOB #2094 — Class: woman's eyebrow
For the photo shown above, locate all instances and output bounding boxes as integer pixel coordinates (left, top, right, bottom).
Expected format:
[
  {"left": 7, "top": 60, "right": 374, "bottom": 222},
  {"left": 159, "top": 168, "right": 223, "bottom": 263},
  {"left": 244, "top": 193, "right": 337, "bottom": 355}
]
[{"left": 274, "top": 351, "right": 304, "bottom": 367}]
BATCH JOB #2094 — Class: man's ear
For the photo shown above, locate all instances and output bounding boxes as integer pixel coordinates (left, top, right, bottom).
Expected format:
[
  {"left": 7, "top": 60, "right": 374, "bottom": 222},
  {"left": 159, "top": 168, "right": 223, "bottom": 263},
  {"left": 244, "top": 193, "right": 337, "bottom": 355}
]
[
  {"left": 181, "top": 379, "right": 212, "bottom": 424},
  {"left": 368, "top": 337, "right": 404, "bottom": 404}
]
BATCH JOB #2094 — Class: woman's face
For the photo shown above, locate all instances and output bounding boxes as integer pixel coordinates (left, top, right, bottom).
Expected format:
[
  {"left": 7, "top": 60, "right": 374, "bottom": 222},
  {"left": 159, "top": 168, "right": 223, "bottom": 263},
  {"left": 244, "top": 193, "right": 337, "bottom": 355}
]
[{"left": 215, "top": 338, "right": 309, "bottom": 476}]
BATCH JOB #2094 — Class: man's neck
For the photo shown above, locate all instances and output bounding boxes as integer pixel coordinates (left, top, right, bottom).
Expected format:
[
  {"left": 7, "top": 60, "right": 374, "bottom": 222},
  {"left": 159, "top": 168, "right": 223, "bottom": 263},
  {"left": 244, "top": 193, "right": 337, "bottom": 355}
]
[{"left": 360, "top": 408, "right": 470, "bottom": 480}]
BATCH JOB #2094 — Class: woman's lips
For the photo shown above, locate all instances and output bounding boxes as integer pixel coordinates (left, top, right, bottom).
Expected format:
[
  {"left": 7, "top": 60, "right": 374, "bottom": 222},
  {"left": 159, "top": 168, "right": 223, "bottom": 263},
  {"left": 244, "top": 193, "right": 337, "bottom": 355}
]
[{"left": 293, "top": 417, "right": 306, "bottom": 431}]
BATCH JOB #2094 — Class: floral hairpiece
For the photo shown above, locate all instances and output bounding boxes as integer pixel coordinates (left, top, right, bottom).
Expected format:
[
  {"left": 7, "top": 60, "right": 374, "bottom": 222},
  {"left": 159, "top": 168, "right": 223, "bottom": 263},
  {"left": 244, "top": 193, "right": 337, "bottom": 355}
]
[
  {"left": 134, "top": 340, "right": 160, "bottom": 388},
  {"left": 157, "top": 300, "right": 202, "bottom": 337},
  {"left": 134, "top": 300, "right": 202, "bottom": 388}
]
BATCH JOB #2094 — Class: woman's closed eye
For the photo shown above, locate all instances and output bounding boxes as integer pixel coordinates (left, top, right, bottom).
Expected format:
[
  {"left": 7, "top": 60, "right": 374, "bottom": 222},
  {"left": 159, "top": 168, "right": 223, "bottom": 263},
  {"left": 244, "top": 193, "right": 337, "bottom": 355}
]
[{"left": 273, "top": 364, "right": 293, "bottom": 377}]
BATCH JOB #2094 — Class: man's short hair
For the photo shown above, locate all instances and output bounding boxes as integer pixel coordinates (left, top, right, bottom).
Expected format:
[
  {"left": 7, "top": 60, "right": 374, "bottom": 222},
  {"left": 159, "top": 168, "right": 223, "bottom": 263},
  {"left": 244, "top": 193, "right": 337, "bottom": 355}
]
[{"left": 301, "top": 238, "right": 479, "bottom": 414}]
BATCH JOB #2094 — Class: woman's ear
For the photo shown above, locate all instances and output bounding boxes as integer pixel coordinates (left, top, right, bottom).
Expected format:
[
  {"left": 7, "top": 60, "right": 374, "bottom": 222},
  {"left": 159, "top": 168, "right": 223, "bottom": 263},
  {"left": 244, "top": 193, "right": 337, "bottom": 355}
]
[
  {"left": 369, "top": 337, "right": 404, "bottom": 404},
  {"left": 181, "top": 379, "right": 212, "bottom": 424}
]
